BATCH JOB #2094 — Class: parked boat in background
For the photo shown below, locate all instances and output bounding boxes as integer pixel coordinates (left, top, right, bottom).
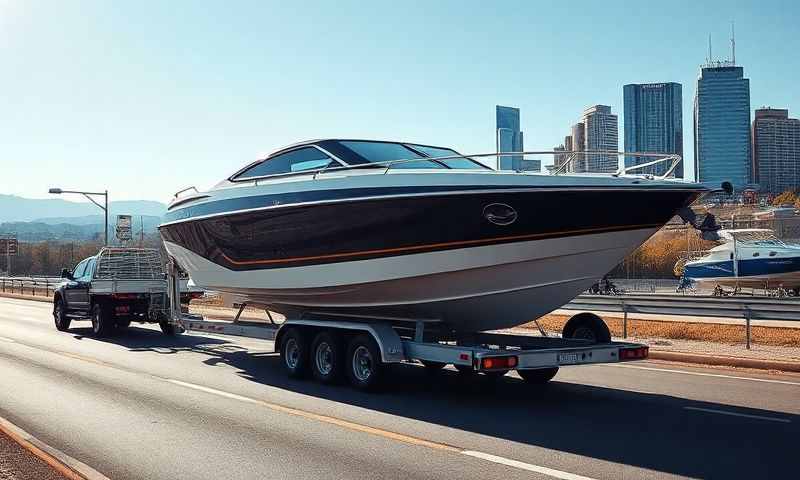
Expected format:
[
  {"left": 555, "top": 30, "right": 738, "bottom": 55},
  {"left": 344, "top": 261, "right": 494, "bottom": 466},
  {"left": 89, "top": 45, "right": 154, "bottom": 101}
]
[{"left": 683, "top": 229, "right": 800, "bottom": 294}]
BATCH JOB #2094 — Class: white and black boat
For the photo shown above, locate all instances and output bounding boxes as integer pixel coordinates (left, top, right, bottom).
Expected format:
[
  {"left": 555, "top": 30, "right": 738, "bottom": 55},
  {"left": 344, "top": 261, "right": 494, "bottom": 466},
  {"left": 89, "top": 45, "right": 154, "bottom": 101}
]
[
  {"left": 683, "top": 229, "right": 800, "bottom": 292},
  {"left": 160, "top": 139, "right": 709, "bottom": 332}
]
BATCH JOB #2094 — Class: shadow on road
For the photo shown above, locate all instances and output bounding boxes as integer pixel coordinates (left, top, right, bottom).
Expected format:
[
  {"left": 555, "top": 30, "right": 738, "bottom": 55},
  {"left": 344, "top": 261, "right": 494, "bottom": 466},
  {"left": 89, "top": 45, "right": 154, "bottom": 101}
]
[{"left": 84, "top": 325, "right": 795, "bottom": 479}]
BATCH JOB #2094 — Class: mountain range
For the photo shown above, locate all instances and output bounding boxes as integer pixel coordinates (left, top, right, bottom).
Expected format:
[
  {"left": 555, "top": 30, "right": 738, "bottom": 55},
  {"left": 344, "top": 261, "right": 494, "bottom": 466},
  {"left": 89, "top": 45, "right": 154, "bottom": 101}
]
[{"left": 0, "top": 195, "right": 167, "bottom": 242}]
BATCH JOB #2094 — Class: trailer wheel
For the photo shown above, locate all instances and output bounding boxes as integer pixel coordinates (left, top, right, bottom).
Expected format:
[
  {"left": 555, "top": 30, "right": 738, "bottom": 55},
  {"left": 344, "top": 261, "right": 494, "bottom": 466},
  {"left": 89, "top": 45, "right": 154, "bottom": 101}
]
[
  {"left": 159, "top": 319, "right": 184, "bottom": 336},
  {"left": 53, "top": 298, "right": 71, "bottom": 332},
  {"left": 346, "top": 334, "right": 384, "bottom": 391},
  {"left": 311, "top": 331, "right": 344, "bottom": 384},
  {"left": 280, "top": 327, "right": 309, "bottom": 378},
  {"left": 91, "top": 303, "right": 113, "bottom": 337},
  {"left": 562, "top": 312, "right": 611, "bottom": 343},
  {"left": 518, "top": 367, "right": 559, "bottom": 384}
]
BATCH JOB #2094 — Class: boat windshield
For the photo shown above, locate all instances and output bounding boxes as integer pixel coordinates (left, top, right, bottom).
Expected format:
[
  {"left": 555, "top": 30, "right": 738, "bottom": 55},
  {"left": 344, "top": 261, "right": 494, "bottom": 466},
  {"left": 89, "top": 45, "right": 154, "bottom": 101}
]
[
  {"left": 406, "top": 144, "right": 488, "bottom": 169},
  {"left": 337, "top": 141, "right": 445, "bottom": 169}
]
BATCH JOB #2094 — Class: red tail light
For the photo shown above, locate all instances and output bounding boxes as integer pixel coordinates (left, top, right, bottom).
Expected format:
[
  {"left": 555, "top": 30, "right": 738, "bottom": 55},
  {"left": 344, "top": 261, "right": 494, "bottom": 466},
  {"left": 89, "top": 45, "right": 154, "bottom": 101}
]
[
  {"left": 111, "top": 293, "right": 139, "bottom": 300},
  {"left": 619, "top": 346, "right": 649, "bottom": 360},
  {"left": 480, "top": 356, "right": 518, "bottom": 370}
]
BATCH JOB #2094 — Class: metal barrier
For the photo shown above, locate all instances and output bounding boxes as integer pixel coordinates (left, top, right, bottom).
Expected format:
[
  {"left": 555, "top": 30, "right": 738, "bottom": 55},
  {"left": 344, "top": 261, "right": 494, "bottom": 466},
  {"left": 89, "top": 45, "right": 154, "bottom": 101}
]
[
  {"left": 0, "top": 276, "right": 60, "bottom": 297},
  {"left": 564, "top": 294, "right": 800, "bottom": 349}
]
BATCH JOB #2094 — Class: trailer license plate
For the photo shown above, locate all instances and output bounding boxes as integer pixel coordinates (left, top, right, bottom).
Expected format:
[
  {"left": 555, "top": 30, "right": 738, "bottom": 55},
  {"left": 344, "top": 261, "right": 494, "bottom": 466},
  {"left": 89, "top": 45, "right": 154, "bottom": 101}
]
[{"left": 558, "top": 353, "right": 579, "bottom": 365}]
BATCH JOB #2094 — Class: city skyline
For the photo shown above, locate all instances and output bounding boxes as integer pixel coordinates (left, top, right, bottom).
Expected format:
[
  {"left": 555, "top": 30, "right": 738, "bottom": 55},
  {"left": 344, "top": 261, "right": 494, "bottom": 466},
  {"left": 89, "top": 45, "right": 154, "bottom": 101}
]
[
  {"left": 752, "top": 107, "right": 800, "bottom": 194},
  {"left": 2, "top": 1, "right": 799, "bottom": 201},
  {"left": 623, "top": 82, "right": 683, "bottom": 177}
]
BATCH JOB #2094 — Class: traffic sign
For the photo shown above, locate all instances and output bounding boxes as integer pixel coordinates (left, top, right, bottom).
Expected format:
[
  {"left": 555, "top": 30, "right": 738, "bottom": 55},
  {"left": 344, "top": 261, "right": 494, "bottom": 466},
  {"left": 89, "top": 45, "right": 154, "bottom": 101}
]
[{"left": 0, "top": 238, "right": 18, "bottom": 256}]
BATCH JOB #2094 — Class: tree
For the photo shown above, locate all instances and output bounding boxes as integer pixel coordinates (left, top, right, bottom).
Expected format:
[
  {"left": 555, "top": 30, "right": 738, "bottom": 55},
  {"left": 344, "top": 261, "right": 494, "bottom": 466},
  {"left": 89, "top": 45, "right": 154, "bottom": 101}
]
[{"left": 772, "top": 189, "right": 799, "bottom": 207}]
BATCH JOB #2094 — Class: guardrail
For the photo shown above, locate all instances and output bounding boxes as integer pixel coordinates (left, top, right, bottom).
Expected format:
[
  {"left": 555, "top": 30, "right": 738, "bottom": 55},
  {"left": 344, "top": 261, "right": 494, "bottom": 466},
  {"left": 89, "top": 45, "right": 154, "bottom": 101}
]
[
  {"left": 564, "top": 294, "right": 800, "bottom": 349},
  {"left": 0, "top": 276, "right": 61, "bottom": 297}
]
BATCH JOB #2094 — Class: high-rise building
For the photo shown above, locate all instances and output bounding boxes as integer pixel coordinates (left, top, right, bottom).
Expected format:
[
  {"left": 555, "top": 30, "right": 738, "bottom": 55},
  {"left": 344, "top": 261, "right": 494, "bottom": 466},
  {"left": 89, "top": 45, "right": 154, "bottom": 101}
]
[
  {"left": 623, "top": 82, "right": 683, "bottom": 177},
  {"left": 553, "top": 144, "right": 567, "bottom": 171},
  {"left": 693, "top": 64, "right": 751, "bottom": 188},
  {"left": 752, "top": 107, "right": 800, "bottom": 194},
  {"left": 496, "top": 105, "right": 524, "bottom": 170},
  {"left": 581, "top": 105, "right": 619, "bottom": 173},
  {"left": 570, "top": 122, "right": 585, "bottom": 172}
]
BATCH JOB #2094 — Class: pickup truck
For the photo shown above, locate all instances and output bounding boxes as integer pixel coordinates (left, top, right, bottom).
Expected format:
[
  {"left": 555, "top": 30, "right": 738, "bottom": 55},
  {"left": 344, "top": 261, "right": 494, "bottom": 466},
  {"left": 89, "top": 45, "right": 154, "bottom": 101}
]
[{"left": 52, "top": 247, "right": 198, "bottom": 336}]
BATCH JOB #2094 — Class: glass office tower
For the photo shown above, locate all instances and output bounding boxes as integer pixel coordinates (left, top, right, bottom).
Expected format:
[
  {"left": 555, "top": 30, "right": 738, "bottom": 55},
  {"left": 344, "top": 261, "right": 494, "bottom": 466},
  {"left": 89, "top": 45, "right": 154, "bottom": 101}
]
[
  {"left": 496, "top": 106, "right": 524, "bottom": 170},
  {"left": 693, "top": 65, "right": 751, "bottom": 188},
  {"left": 623, "top": 82, "right": 683, "bottom": 177}
]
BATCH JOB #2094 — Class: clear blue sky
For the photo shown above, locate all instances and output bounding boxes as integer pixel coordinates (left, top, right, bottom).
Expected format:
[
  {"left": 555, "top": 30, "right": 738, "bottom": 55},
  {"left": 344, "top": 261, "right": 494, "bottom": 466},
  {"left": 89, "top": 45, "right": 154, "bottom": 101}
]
[{"left": 2, "top": 0, "right": 798, "bottom": 202}]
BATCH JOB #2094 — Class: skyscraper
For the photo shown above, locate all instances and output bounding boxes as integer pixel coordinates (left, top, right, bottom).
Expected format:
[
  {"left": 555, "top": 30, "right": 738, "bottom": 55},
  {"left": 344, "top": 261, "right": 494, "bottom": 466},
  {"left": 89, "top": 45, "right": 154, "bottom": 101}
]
[
  {"left": 752, "top": 107, "right": 800, "bottom": 194},
  {"left": 570, "top": 122, "right": 585, "bottom": 172},
  {"left": 623, "top": 82, "right": 683, "bottom": 177},
  {"left": 582, "top": 105, "right": 618, "bottom": 173},
  {"left": 496, "top": 106, "right": 524, "bottom": 170},
  {"left": 693, "top": 64, "right": 751, "bottom": 188}
]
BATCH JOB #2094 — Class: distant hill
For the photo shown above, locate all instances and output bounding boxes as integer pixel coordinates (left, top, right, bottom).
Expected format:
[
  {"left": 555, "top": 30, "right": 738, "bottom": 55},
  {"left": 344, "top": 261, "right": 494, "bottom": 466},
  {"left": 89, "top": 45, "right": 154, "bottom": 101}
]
[
  {"left": 0, "top": 195, "right": 166, "bottom": 242},
  {"left": 0, "top": 194, "right": 166, "bottom": 223}
]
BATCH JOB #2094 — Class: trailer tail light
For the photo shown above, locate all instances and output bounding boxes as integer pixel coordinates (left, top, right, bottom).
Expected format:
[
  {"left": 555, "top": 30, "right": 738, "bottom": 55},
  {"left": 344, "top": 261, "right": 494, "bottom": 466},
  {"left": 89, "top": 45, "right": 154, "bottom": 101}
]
[
  {"left": 481, "top": 355, "right": 518, "bottom": 370},
  {"left": 115, "top": 305, "right": 130, "bottom": 313},
  {"left": 619, "top": 346, "right": 648, "bottom": 361}
]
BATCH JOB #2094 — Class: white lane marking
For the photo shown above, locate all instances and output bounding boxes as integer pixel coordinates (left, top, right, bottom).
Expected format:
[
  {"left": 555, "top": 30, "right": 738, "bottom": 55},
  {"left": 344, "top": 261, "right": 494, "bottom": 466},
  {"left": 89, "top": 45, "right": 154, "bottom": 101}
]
[
  {"left": 165, "top": 379, "right": 261, "bottom": 405},
  {"left": 684, "top": 406, "right": 792, "bottom": 424},
  {"left": 166, "top": 378, "right": 598, "bottom": 480},
  {"left": 0, "top": 336, "right": 16, "bottom": 343},
  {"left": 462, "top": 451, "right": 598, "bottom": 480},
  {"left": 611, "top": 364, "right": 800, "bottom": 386}
]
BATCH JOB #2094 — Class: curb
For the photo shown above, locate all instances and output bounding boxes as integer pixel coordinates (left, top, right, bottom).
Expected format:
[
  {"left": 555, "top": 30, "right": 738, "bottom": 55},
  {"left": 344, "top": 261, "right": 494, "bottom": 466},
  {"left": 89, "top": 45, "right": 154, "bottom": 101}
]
[
  {"left": 649, "top": 350, "right": 800, "bottom": 373},
  {"left": 0, "top": 416, "right": 109, "bottom": 480},
  {"left": 0, "top": 292, "right": 52, "bottom": 304}
]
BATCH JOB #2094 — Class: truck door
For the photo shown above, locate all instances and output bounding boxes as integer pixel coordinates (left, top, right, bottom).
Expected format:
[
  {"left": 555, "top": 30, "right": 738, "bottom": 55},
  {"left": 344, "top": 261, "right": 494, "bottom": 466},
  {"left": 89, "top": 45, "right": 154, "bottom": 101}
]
[
  {"left": 64, "top": 258, "right": 90, "bottom": 314},
  {"left": 72, "top": 257, "right": 95, "bottom": 313}
]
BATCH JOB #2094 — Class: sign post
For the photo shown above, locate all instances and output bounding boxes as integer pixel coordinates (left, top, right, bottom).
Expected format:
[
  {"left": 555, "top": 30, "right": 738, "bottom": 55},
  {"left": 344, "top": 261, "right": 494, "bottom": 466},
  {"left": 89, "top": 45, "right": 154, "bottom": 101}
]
[{"left": 0, "top": 236, "right": 18, "bottom": 276}]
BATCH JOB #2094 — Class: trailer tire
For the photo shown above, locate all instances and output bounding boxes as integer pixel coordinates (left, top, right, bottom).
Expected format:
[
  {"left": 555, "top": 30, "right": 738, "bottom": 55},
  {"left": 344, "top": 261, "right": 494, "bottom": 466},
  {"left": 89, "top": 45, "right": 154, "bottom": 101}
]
[
  {"left": 91, "top": 303, "right": 113, "bottom": 337},
  {"left": 562, "top": 312, "right": 611, "bottom": 343},
  {"left": 53, "top": 298, "right": 71, "bottom": 331},
  {"left": 518, "top": 367, "right": 559, "bottom": 384},
  {"left": 346, "top": 334, "right": 384, "bottom": 391},
  {"left": 311, "top": 331, "right": 344, "bottom": 384},
  {"left": 280, "top": 327, "right": 309, "bottom": 378},
  {"left": 159, "top": 320, "right": 184, "bottom": 336}
]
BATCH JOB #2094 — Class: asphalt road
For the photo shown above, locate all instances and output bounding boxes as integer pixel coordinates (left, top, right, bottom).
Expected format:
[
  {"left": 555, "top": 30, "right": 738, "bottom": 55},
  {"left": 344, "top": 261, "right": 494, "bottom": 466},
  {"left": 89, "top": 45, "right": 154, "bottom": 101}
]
[{"left": 0, "top": 297, "right": 798, "bottom": 480}]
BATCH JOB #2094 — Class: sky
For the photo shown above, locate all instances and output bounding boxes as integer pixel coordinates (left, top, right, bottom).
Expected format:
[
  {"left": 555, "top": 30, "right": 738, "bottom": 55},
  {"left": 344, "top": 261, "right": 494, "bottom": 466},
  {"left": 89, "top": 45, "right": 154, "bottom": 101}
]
[{"left": 1, "top": 0, "right": 799, "bottom": 203}]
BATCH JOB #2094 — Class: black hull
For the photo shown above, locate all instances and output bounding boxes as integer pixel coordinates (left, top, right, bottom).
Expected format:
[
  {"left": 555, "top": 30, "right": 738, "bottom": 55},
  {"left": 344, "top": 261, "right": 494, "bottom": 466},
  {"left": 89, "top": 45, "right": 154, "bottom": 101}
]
[{"left": 160, "top": 187, "right": 701, "bottom": 272}]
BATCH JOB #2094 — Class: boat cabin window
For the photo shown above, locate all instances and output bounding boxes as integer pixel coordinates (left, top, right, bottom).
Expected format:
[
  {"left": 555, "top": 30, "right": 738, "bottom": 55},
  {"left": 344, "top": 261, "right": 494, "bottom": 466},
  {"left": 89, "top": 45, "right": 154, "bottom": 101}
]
[
  {"left": 752, "top": 252, "right": 760, "bottom": 257},
  {"left": 769, "top": 251, "right": 777, "bottom": 256},
  {"left": 337, "top": 141, "right": 445, "bottom": 169},
  {"left": 730, "top": 253, "right": 734, "bottom": 260},
  {"left": 406, "top": 144, "right": 489, "bottom": 169},
  {"left": 234, "top": 147, "right": 338, "bottom": 180}
]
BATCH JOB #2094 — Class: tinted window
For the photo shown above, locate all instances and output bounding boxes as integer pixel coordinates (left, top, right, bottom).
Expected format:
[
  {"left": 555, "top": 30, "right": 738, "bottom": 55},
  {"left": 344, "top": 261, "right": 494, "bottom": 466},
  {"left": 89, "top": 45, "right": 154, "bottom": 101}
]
[
  {"left": 81, "top": 258, "right": 96, "bottom": 280},
  {"left": 407, "top": 144, "right": 487, "bottom": 170},
  {"left": 72, "top": 259, "right": 89, "bottom": 278},
  {"left": 338, "top": 141, "right": 444, "bottom": 169},
  {"left": 235, "top": 148, "right": 337, "bottom": 179}
]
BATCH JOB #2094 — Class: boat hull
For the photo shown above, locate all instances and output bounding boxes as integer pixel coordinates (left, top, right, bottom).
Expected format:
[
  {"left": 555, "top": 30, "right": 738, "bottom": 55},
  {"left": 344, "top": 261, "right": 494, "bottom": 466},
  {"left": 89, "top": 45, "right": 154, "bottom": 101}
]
[
  {"left": 685, "top": 257, "right": 800, "bottom": 289},
  {"left": 165, "top": 226, "right": 659, "bottom": 331}
]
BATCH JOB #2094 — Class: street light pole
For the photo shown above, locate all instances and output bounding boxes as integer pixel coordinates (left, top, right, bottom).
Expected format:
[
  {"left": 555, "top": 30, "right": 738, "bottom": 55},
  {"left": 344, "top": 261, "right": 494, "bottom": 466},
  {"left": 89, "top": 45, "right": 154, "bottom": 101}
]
[{"left": 48, "top": 188, "right": 109, "bottom": 246}]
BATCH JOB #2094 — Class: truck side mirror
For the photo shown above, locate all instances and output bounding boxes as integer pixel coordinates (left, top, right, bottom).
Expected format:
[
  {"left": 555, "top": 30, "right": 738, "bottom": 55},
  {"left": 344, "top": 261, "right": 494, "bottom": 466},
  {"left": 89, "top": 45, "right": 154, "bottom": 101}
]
[{"left": 61, "top": 268, "right": 73, "bottom": 280}]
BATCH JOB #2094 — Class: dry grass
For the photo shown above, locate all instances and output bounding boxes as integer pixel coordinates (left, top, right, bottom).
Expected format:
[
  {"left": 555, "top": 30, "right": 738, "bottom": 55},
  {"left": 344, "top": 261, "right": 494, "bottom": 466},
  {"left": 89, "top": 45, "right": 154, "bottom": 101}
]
[{"left": 527, "top": 314, "right": 800, "bottom": 347}]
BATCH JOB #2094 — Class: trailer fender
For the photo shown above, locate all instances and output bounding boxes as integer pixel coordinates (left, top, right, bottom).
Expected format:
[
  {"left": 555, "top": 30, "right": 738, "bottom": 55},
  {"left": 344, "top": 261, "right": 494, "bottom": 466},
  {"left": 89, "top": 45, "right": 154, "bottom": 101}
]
[{"left": 275, "top": 320, "right": 405, "bottom": 363}]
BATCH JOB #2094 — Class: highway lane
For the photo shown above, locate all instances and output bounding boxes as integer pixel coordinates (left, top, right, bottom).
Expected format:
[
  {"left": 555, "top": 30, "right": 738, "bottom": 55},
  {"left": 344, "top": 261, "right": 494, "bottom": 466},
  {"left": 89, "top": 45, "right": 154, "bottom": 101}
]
[{"left": 0, "top": 296, "right": 798, "bottom": 480}]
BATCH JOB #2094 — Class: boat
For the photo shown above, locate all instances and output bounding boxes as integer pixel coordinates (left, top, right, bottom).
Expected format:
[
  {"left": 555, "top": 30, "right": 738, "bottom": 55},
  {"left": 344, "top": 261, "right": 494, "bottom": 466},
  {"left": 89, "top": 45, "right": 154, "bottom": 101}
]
[
  {"left": 159, "top": 139, "right": 709, "bottom": 332},
  {"left": 683, "top": 229, "right": 800, "bottom": 292}
]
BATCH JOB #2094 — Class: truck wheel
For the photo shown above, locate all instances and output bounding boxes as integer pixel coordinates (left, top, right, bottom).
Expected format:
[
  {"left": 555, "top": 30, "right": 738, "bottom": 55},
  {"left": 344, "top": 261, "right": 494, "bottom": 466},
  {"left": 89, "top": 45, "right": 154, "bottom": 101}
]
[
  {"left": 518, "top": 367, "right": 559, "bottom": 384},
  {"left": 91, "top": 303, "right": 113, "bottom": 337},
  {"left": 346, "top": 334, "right": 384, "bottom": 391},
  {"left": 280, "top": 327, "right": 309, "bottom": 378},
  {"left": 562, "top": 312, "right": 611, "bottom": 343},
  {"left": 311, "top": 331, "right": 344, "bottom": 384},
  {"left": 53, "top": 299, "right": 71, "bottom": 332}
]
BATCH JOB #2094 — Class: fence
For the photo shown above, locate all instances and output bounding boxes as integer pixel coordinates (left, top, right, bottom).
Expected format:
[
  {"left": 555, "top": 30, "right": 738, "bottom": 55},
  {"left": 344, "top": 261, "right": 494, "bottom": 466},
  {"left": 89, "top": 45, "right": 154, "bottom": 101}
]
[
  {"left": 0, "top": 276, "right": 61, "bottom": 297},
  {"left": 564, "top": 294, "right": 800, "bottom": 349}
]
